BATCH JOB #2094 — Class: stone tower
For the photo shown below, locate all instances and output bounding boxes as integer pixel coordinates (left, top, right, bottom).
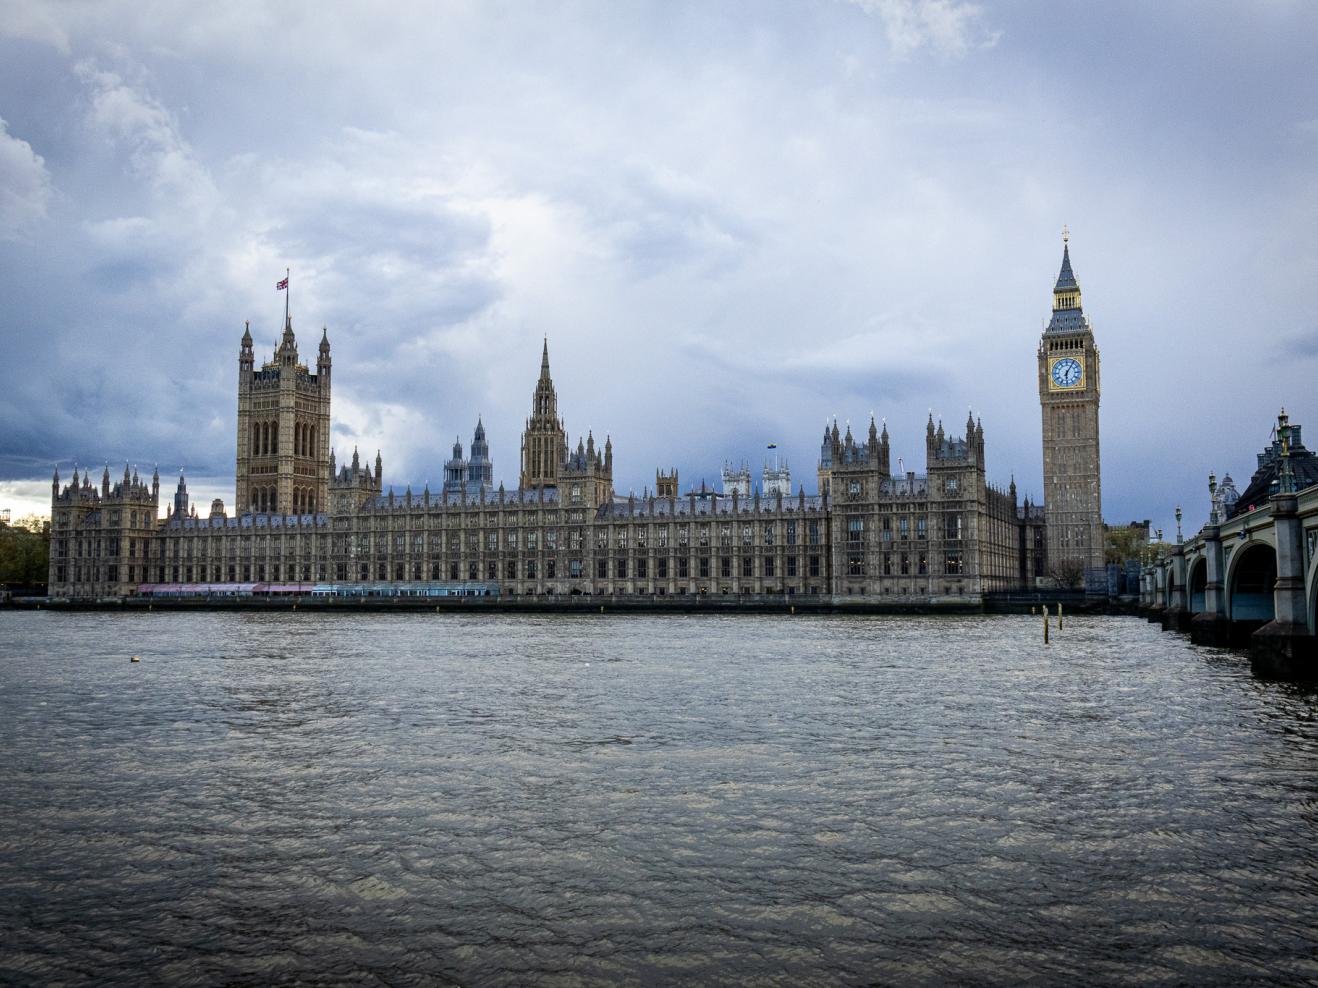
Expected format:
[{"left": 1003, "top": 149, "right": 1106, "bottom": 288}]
[
  {"left": 520, "top": 339, "right": 567, "bottom": 491},
  {"left": 1038, "top": 232, "right": 1104, "bottom": 574},
  {"left": 655, "top": 468, "right": 679, "bottom": 499},
  {"left": 236, "top": 316, "right": 332, "bottom": 515}
]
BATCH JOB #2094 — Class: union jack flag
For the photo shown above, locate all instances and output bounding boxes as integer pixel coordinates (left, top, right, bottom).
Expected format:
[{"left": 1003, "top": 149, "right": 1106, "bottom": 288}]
[{"left": 276, "top": 277, "right": 288, "bottom": 290}]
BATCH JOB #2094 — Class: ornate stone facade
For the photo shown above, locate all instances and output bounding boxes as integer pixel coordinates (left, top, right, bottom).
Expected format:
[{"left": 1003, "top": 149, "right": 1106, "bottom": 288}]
[{"left": 50, "top": 238, "right": 1097, "bottom": 601}]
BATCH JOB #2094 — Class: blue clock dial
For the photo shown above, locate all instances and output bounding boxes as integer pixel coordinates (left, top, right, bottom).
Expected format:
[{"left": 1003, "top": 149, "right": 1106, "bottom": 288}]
[{"left": 1051, "top": 357, "right": 1082, "bottom": 388}]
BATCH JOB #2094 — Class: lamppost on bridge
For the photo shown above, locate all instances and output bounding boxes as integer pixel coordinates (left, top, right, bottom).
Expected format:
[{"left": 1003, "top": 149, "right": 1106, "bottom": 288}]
[
  {"left": 1278, "top": 408, "right": 1296, "bottom": 495},
  {"left": 1175, "top": 505, "right": 1183, "bottom": 544},
  {"left": 1208, "top": 472, "right": 1219, "bottom": 525}
]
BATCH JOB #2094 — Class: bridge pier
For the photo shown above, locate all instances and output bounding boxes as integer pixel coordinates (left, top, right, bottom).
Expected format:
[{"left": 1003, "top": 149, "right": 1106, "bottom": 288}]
[
  {"left": 1162, "top": 546, "right": 1191, "bottom": 632},
  {"left": 1190, "top": 523, "right": 1231, "bottom": 646},
  {"left": 1251, "top": 493, "right": 1318, "bottom": 679}
]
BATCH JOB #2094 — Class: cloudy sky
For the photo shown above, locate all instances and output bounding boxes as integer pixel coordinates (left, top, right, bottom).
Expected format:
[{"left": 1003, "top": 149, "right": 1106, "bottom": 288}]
[{"left": 2, "top": 1, "right": 1316, "bottom": 535}]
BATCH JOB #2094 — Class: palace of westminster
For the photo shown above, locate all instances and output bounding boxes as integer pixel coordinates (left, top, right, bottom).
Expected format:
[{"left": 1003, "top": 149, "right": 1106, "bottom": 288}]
[{"left": 48, "top": 238, "right": 1106, "bottom": 601}]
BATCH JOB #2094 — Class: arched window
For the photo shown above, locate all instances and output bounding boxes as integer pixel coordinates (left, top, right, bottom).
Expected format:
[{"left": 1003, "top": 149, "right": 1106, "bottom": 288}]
[
  {"left": 252, "top": 422, "right": 259, "bottom": 455},
  {"left": 271, "top": 422, "right": 278, "bottom": 453}
]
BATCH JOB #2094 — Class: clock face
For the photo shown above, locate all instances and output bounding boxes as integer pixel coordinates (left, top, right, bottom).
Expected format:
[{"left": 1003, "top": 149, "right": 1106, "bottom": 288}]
[{"left": 1051, "top": 356, "right": 1083, "bottom": 389}]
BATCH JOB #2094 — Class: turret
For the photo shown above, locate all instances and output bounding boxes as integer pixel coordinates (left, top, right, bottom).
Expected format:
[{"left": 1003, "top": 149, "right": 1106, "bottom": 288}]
[
  {"left": 51, "top": 466, "right": 59, "bottom": 498},
  {"left": 375, "top": 451, "right": 383, "bottom": 492},
  {"left": 240, "top": 321, "right": 254, "bottom": 372},
  {"left": 102, "top": 465, "right": 110, "bottom": 496},
  {"left": 277, "top": 315, "right": 297, "bottom": 366},
  {"left": 151, "top": 465, "right": 160, "bottom": 500},
  {"left": 317, "top": 327, "right": 331, "bottom": 377}
]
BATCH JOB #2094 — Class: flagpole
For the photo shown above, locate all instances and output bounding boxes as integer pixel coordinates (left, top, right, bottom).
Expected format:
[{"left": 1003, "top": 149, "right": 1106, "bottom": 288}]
[{"left": 285, "top": 267, "right": 290, "bottom": 327}]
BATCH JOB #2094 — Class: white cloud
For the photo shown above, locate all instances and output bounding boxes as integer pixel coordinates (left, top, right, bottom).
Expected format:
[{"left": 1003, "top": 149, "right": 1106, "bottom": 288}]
[
  {"left": 0, "top": 117, "right": 52, "bottom": 239},
  {"left": 0, "top": 0, "right": 70, "bottom": 52},
  {"left": 847, "top": 0, "right": 999, "bottom": 57},
  {"left": 74, "top": 57, "right": 218, "bottom": 217}
]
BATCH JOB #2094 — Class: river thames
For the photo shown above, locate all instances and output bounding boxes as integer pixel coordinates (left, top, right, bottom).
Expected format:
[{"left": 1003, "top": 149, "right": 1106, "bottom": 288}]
[{"left": 1, "top": 612, "right": 1315, "bottom": 985}]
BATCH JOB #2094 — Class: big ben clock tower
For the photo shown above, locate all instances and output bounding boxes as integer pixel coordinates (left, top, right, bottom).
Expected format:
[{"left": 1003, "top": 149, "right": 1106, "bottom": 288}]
[{"left": 1039, "top": 229, "right": 1104, "bottom": 576}]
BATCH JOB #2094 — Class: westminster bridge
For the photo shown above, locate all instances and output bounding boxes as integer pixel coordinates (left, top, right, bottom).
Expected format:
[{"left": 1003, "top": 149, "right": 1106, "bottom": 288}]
[{"left": 1143, "top": 479, "right": 1318, "bottom": 680}]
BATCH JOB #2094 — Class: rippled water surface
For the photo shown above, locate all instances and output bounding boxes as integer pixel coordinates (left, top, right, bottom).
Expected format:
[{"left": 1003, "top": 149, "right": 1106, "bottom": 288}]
[{"left": 2, "top": 612, "right": 1317, "bottom": 986}]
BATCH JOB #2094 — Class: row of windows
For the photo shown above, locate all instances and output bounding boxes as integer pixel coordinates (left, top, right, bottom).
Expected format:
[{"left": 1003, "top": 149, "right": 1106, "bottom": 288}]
[{"left": 78, "top": 555, "right": 830, "bottom": 586}]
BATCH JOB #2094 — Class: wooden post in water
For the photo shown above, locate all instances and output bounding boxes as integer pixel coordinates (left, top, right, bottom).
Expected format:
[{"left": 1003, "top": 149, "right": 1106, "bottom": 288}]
[
  {"left": 1058, "top": 602, "right": 1063, "bottom": 631},
  {"left": 1043, "top": 604, "right": 1050, "bottom": 644}
]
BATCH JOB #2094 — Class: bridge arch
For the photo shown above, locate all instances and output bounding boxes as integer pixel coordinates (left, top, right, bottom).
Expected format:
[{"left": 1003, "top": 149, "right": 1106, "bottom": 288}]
[
  {"left": 1226, "top": 541, "right": 1276, "bottom": 622},
  {"left": 1187, "top": 555, "right": 1207, "bottom": 614}
]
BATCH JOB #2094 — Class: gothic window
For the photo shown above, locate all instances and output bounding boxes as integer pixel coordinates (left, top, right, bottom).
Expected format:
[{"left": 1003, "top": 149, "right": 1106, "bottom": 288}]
[
  {"left": 637, "top": 527, "right": 647, "bottom": 548},
  {"left": 763, "top": 524, "right": 774, "bottom": 546},
  {"left": 916, "top": 516, "right": 927, "bottom": 540},
  {"left": 808, "top": 555, "right": 820, "bottom": 577},
  {"left": 945, "top": 551, "right": 963, "bottom": 575},
  {"left": 900, "top": 553, "right": 910, "bottom": 575},
  {"left": 616, "top": 559, "right": 627, "bottom": 579},
  {"left": 847, "top": 517, "right": 864, "bottom": 543},
  {"left": 678, "top": 558, "right": 688, "bottom": 579},
  {"left": 657, "top": 558, "right": 668, "bottom": 579},
  {"left": 740, "top": 557, "right": 751, "bottom": 578},
  {"left": 918, "top": 553, "right": 928, "bottom": 575},
  {"left": 698, "top": 525, "right": 710, "bottom": 547},
  {"left": 786, "top": 521, "right": 796, "bottom": 545},
  {"left": 699, "top": 558, "right": 710, "bottom": 579},
  {"left": 808, "top": 521, "right": 820, "bottom": 545}
]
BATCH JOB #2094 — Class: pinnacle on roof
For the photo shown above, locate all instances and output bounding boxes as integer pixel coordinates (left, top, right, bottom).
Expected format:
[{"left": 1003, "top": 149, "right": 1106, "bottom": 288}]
[{"left": 540, "top": 337, "right": 551, "bottom": 379}]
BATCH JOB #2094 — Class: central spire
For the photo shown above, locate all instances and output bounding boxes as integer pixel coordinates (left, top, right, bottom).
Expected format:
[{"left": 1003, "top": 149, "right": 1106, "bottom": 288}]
[{"left": 540, "top": 336, "right": 551, "bottom": 380}]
